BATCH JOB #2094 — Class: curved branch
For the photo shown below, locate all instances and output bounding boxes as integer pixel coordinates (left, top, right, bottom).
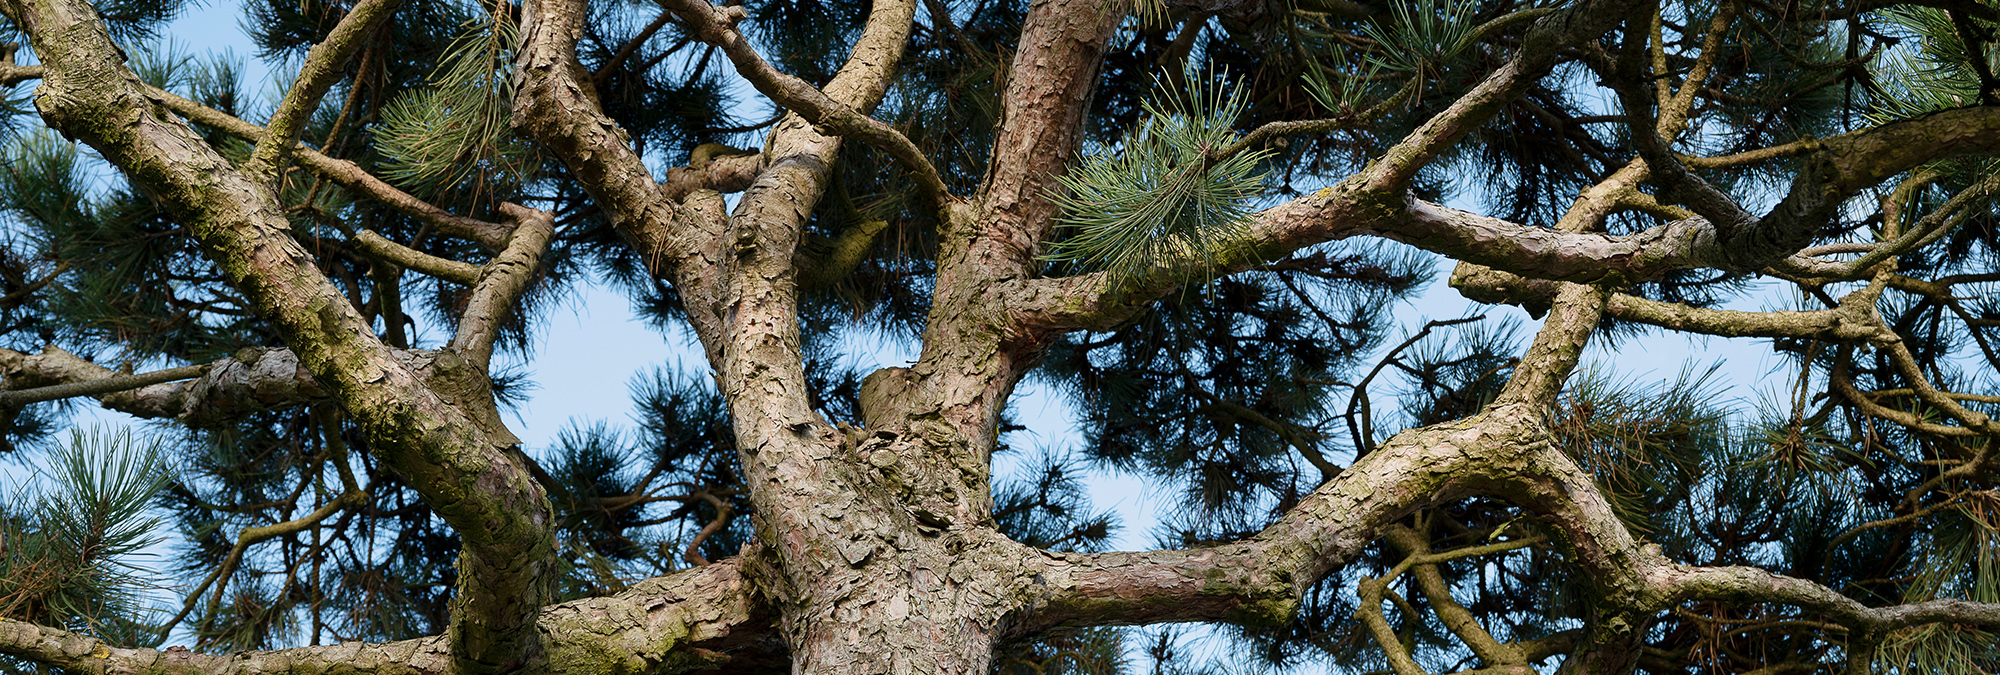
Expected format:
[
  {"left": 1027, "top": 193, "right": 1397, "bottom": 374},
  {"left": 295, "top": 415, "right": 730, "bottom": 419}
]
[
  {"left": 1011, "top": 401, "right": 2000, "bottom": 670},
  {"left": 659, "top": 0, "right": 950, "bottom": 205},
  {"left": 158, "top": 490, "right": 369, "bottom": 643},
  {"left": 1381, "top": 525, "right": 1540, "bottom": 670},
  {"left": 240, "top": 0, "right": 400, "bottom": 182},
  {"left": 449, "top": 204, "right": 556, "bottom": 369}
]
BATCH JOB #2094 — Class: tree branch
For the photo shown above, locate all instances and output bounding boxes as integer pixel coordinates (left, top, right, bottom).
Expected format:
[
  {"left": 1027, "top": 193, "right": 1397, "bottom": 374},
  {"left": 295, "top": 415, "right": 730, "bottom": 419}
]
[
  {"left": 0, "top": 43, "right": 41, "bottom": 86},
  {"left": 1451, "top": 266, "right": 1897, "bottom": 344},
  {"left": 350, "top": 230, "right": 483, "bottom": 286},
  {"left": 158, "top": 490, "right": 369, "bottom": 643},
  {"left": 449, "top": 204, "right": 555, "bottom": 369},
  {"left": 0, "top": 559, "right": 776, "bottom": 675},
  {"left": 0, "top": 346, "right": 336, "bottom": 426},
  {"left": 0, "top": 359, "right": 208, "bottom": 409},
  {"left": 143, "top": 86, "right": 515, "bottom": 249},
  {"left": 240, "top": 0, "right": 400, "bottom": 183},
  {"left": 1382, "top": 525, "right": 1539, "bottom": 671},
  {"left": 3, "top": 4, "right": 558, "bottom": 672},
  {"left": 967, "top": 0, "right": 1126, "bottom": 265},
  {"left": 659, "top": 0, "right": 951, "bottom": 206},
  {"left": 1358, "top": 0, "right": 1637, "bottom": 191},
  {"left": 1012, "top": 400, "right": 2000, "bottom": 671},
  {"left": 514, "top": 0, "right": 696, "bottom": 274},
  {"left": 1493, "top": 284, "right": 1607, "bottom": 407},
  {"left": 1000, "top": 105, "right": 2000, "bottom": 335}
]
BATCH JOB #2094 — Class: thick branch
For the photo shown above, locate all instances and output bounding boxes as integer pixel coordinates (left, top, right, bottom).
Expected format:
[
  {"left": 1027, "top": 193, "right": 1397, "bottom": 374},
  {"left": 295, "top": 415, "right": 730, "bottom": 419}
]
[
  {"left": 1741, "top": 106, "right": 2000, "bottom": 270},
  {"left": 1493, "top": 283, "right": 1607, "bottom": 407},
  {"left": 968, "top": 0, "right": 1125, "bottom": 266},
  {"left": 0, "top": 559, "right": 776, "bottom": 675},
  {"left": 514, "top": 0, "right": 692, "bottom": 271},
  {"left": 1012, "top": 402, "right": 2000, "bottom": 670},
  {"left": 449, "top": 204, "right": 555, "bottom": 369},
  {"left": 4, "top": 4, "right": 557, "bottom": 674}
]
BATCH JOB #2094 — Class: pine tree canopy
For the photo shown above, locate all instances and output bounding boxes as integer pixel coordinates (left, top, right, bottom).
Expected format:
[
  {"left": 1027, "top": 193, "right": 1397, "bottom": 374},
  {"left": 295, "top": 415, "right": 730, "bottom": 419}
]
[{"left": 0, "top": 0, "right": 1997, "bottom": 672}]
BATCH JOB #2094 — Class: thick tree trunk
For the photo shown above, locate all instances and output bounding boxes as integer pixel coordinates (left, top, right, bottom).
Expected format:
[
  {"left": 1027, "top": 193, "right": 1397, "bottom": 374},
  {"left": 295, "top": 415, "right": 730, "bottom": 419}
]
[
  {"left": 4, "top": 1, "right": 2000, "bottom": 674},
  {"left": 787, "top": 541, "right": 1000, "bottom": 675}
]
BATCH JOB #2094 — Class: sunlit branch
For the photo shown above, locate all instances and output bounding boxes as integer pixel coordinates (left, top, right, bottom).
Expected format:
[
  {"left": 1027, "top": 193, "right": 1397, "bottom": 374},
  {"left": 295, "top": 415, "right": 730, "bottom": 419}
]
[
  {"left": 449, "top": 204, "right": 555, "bottom": 369},
  {"left": 143, "top": 86, "right": 516, "bottom": 248},
  {"left": 350, "top": 230, "right": 484, "bottom": 285}
]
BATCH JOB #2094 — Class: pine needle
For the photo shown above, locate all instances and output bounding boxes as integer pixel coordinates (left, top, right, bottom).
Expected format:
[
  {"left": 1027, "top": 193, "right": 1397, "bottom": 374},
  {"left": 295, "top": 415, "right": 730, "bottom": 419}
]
[
  {"left": 375, "top": 9, "right": 532, "bottom": 202},
  {"left": 1046, "top": 70, "right": 1270, "bottom": 287}
]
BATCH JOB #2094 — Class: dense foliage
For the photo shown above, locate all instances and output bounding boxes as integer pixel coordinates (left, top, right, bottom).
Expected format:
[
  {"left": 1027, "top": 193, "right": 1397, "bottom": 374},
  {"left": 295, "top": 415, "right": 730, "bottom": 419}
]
[{"left": 0, "top": 0, "right": 1994, "bottom": 673}]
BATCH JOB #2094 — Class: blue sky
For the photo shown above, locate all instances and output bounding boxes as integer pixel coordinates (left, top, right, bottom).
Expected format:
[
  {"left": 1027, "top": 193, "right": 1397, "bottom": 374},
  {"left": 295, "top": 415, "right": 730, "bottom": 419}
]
[
  {"left": 95, "top": 1, "right": 1793, "bottom": 555},
  {"left": 0, "top": 2, "right": 1813, "bottom": 663}
]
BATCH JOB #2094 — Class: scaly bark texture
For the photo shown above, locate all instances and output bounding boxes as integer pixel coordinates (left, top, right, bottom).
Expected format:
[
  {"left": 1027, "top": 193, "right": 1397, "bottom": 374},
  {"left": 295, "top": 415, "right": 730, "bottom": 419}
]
[{"left": 0, "top": 1, "right": 1997, "bottom": 675}]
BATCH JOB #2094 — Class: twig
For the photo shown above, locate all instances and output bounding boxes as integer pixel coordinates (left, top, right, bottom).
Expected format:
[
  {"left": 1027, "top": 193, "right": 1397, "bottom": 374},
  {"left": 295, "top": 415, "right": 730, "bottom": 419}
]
[
  {"left": 682, "top": 491, "right": 735, "bottom": 566},
  {"left": 0, "top": 364, "right": 210, "bottom": 409},
  {"left": 1347, "top": 316, "right": 1485, "bottom": 457}
]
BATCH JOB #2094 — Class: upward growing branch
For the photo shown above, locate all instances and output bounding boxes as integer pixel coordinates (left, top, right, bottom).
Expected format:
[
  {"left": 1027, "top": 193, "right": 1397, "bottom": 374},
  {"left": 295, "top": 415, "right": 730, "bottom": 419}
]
[
  {"left": 450, "top": 204, "right": 554, "bottom": 370},
  {"left": 240, "top": 0, "right": 401, "bottom": 183},
  {"left": 659, "top": 0, "right": 951, "bottom": 205}
]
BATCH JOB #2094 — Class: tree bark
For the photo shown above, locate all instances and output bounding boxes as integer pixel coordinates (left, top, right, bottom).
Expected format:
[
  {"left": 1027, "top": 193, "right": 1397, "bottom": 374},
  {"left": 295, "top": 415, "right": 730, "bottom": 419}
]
[{"left": 0, "top": 1, "right": 1998, "bottom": 674}]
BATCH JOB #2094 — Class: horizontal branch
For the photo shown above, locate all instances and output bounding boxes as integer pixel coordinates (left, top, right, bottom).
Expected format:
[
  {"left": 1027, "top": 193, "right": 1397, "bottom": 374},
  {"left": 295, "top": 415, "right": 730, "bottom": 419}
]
[
  {"left": 1449, "top": 264, "right": 1895, "bottom": 343},
  {"left": 0, "top": 42, "right": 41, "bottom": 85},
  {"left": 0, "top": 361, "right": 209, "bottom": 409},
  {"left": 659, "top": 147, "right": 768, "bottom": 201},
  {"left": 0, "top": 559, "right": 777, "bottom": 675},
  {"left": 1008, "top": 401, "right": 2000, "bottom": 664},
  {"left": 1000, "top": 106, "right": 2000, "bottom": 334},
  {"left": 351, "top": 230, "right": 482, "bottom": 285},
  {"left": 0, "top": 346, "right": 468, "bottom": 428}
]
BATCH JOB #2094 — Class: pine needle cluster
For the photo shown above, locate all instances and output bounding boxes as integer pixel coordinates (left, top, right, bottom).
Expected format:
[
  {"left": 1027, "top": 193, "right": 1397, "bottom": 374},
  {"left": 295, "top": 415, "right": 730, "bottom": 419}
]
[
  {"left": 1047, "top": 71, "right": 1270, "bottom": 286},
  {"left": 375, "top": 9, "right": 534, "bottom": 203},
  {"left": 0, "top": 429, "right": 166, "bottom": 642}
]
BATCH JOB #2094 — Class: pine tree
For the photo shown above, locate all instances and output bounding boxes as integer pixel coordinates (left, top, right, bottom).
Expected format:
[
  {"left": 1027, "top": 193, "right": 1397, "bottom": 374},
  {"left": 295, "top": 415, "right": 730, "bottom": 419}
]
[{"left": 0, "top": 0, "right": 1991, "bottom": 673}]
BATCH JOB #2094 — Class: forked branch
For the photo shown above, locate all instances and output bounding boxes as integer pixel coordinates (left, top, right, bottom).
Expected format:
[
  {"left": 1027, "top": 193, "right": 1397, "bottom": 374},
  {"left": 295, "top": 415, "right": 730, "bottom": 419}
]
[
  {"left": 658, "top": 0, "right": 950, "bottom": 204},
  {"left": 241, "top": 0, "right": 402, "bottom": 182}
]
